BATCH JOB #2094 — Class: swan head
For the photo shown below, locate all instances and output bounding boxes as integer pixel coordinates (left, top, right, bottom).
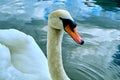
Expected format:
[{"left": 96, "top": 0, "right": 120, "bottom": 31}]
[{"left": 48, "top": 9, "right": 84, "bottom": 45}]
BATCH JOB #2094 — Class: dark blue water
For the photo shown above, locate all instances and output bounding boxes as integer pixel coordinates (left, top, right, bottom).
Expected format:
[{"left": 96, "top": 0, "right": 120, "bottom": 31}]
[{"left": 0, "top": 0, "right": 120, "bottom": 80}]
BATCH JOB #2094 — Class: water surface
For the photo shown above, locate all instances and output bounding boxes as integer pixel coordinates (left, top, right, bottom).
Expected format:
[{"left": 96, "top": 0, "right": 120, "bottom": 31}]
[{"left": 0, "top": 0, "right": 120, "bottom": 80}]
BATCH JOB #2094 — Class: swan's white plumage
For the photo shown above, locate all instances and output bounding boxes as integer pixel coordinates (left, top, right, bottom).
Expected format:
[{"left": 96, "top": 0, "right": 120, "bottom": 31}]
[
  {"left": 47, "top": 10, "right": 73, "bottom": 80},
  {"left": 0, "top": 9, "right": 77, "bottom": 80},
  {"left": 0, "top": 29, "right": 51, "bottom": 80}
]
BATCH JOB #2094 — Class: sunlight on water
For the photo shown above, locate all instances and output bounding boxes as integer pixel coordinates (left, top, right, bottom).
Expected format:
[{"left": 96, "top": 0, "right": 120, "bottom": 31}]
[{"left": 63, "top": 22, "right": 120, "bottom": 80}]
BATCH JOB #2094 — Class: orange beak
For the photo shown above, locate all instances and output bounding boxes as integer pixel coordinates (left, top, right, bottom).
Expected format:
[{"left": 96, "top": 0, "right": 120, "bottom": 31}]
[{"left": 64, "top": 25, "right": 84, "bottom": 45}]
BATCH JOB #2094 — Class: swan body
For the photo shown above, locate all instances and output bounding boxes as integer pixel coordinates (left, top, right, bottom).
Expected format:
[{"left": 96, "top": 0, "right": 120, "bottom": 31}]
[
  {"left": 0, "top": 9, "right": 83, "bottom": 80},
  {"left": 0, "top": 29, "right": 51, "bottom": 80}
]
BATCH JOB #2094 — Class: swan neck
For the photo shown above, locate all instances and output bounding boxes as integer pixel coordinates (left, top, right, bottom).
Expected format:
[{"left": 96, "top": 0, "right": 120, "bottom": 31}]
[{"left": 47, "top": 26, "right": 70, "bottom": 80}]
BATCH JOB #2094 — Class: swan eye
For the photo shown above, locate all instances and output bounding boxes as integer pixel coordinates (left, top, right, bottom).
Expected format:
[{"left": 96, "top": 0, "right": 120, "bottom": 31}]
[{"left": 59, "top": 17, "right": 77, "bottom": 32}]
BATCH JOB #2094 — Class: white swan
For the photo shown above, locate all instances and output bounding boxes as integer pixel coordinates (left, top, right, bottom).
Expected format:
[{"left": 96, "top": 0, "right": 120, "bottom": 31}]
[{"left": 0, "top": 9, "right": 84, "bottom": 80}]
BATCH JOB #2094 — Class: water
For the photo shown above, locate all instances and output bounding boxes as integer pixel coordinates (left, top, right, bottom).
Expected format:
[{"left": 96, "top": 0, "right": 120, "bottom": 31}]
[{"left": 0, "top": 0, "right": 120, "bottom": 80}]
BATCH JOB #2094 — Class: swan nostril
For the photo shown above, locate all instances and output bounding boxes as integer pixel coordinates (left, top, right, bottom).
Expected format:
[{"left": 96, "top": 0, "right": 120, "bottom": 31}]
[{"left": 80, "top": 40, "right": 84, "bottom": 45}]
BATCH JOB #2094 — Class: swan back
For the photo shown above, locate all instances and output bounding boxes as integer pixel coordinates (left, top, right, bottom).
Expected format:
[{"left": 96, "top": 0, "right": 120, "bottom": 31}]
[{"left": 0, "top": 29, "right": 51, "bottom": 80}]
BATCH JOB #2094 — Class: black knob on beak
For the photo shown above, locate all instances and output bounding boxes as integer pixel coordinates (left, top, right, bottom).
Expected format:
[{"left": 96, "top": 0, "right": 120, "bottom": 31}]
[{"left": 80, "top": 40, "right": 84, "bottom": 45}]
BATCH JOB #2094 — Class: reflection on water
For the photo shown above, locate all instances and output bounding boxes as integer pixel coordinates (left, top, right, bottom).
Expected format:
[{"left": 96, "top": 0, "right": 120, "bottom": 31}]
[
  {"left": 44, "top": 0, "right": 120, "bottom": 21},
  {"left": 94, "top": 0, "right": 120, "bottom": 11},
  {"left": 0, "top": 0, "right": 120, "bottom": 80},
  {"left": 63, "top": 22, "right": 120, "bottom": 80},
  {"left": 112, "top": 45, "right": 120, "bottom": 66}
]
